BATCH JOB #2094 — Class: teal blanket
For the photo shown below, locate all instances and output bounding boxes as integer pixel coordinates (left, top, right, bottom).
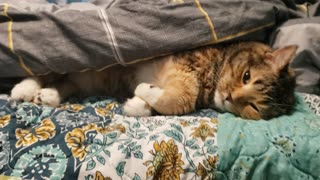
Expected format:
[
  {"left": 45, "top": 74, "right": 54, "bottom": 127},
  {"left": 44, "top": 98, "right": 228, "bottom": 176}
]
[{"left": 217, "top": 94, "right": 320, "bottom": 179}]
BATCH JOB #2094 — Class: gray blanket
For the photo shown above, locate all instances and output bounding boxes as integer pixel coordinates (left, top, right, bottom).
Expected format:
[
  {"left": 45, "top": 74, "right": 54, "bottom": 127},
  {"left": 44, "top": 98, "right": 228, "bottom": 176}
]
[
  {"left": 271, "top": 4, "right": 320, "bottom": 95},
  {"left": 0, "top": 0, "right": 302, "bottom": 77}
]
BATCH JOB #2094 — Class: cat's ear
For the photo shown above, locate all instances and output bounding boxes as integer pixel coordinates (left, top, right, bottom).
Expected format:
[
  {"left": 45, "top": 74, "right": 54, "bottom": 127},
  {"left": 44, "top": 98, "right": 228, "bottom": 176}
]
[{"left": 265, "top": 45, "right": 298, "bottom": 71}]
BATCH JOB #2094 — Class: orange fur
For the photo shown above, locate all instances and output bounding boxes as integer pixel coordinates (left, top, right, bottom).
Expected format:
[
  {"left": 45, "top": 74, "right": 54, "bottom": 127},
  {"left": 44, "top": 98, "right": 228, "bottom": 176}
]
[{"left": 11, "top": 42, "right": 297, "bottom": 120}]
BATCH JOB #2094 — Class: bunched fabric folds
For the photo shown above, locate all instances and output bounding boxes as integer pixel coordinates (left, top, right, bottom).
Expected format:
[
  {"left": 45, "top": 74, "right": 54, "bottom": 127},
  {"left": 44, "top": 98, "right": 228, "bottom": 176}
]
[{"left": 0, "top": 0, "right": 302, "bottom": 77}]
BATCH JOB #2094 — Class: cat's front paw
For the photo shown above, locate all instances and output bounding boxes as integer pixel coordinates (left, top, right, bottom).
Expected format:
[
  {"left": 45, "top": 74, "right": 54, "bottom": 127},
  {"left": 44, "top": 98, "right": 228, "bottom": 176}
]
[
  {"left": 123, "top": 96, "right": 152, "bottom": 117},
  {"left": 134, "top": 83, "right": 164, "bottom": 106},
  {"left": 34, "top": 88, "right": 61, "bottom": 107},
  {"left": 11, "top": 78, "right": 41, "bottom": 102}
]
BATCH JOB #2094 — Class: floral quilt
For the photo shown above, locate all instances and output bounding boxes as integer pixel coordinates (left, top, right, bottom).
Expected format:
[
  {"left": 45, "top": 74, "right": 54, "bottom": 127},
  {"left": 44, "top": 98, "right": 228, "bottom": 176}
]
[
  {"left": 0, "top": 94, "right": 319, "bottom": 180},
  {"left": 0, "top": 96, "right": 219, "bottom": 180}
]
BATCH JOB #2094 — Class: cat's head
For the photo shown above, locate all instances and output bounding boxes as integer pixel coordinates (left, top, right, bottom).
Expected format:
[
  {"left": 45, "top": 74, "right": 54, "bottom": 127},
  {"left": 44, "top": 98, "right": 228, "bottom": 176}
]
[{"left": 214, "top": 42, "right": 297, "bottom": 120}]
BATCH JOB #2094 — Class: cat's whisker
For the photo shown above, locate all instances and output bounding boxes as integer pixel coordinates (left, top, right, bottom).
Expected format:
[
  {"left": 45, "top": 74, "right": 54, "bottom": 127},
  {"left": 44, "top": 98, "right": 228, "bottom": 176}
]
[
  {"left": 266, "top": 98, "right": 295, "bottom": 107},
  {"left": 277, "top": 77, "right": 293, "bottom": 82},
  {"left": 268, "top": 103, "right": 295, "bottom": 107}
]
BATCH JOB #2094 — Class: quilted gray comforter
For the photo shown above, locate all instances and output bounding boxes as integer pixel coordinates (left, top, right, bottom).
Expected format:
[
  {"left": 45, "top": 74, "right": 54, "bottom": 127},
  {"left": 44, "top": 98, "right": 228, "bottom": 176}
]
[{"left": 0, "top": 0, "right": 302, "bottom": 77}]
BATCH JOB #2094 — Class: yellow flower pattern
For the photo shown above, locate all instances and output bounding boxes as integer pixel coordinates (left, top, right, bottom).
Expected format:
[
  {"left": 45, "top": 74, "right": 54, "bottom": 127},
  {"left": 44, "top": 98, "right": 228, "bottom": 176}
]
[
  {"left": 95, "top": 103, "right": 118, "bottom": 117},
  {"left": 94, "top": 171, "right": 112, "bottom": 180},
  {"left": 65, "top": 123, "right": 97, "bottom": 161},
  {"left": 197, "top": 155, "right": 218, "bottom": 179},
  {"left": 65, "top": 122, "right": 126, "bottom": 161},
  {"left": 0, "top": 114, "right": 11, "bottom": 128},
  {"left": 59, "top": 104, "right": 84, "bottom": 112},
  {"left": 144, "top": 140, "right": 185, "bottom": 180},
  {"left": 180, "top": 120, "right": 190, "bottom": 127},
  {"left": 15, "top": 118, "right": 56, "bottom": 148},
  {"left": 0, "top": 94, "right": 219, "bottom": 179},
  {"left": 191, "top": 120, "right": 217, "bottom": 141},
  {"left": 211, "top": 118, "right": 218, "bottom": 124},
  {"left": 97, "top": 124, "right": 126, "bottom": 134}
]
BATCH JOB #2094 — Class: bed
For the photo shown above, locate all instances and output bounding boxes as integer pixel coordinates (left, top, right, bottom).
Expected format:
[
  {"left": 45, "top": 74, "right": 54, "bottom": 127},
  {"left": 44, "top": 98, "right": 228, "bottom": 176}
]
[
  {"left": 0, "top": 93, "right": 319, "bottom": 179},
  {"left": 1, "top": 0, "right": 320, "bottom": 179}
]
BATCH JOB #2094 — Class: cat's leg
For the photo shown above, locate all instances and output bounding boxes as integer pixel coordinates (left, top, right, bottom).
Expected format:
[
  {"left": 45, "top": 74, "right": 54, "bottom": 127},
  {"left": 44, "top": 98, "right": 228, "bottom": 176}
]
[
  {"left": 34, "top": 80, "right": 77, "bottom": 107},
  {"left": 134, "top": 79, "right": 199, "bottom": 115},
  {"left": 11, "top": 77, "right": 41, "bottom": 102},
  {"left": 33, "top": 88, "right": 61, "bottom": 107},
  {"left": 123, "top": 96, "right": 152, "bottom": 116}
]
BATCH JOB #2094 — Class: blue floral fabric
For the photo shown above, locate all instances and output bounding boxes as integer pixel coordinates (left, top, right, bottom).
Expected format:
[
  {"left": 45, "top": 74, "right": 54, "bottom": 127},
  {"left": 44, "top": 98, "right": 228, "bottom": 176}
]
[
  {"left": 0, "top": 94, "right": 319, "bottom": 179},
  {"left": 0, "top": 96, "right": 219, "bottom": 179}
]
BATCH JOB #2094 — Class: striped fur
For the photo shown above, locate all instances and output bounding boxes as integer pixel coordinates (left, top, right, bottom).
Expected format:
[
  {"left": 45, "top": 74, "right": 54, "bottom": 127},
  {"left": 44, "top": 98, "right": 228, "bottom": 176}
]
[{"left": 11, "top": 42, "right": 297, "bottom": 120}]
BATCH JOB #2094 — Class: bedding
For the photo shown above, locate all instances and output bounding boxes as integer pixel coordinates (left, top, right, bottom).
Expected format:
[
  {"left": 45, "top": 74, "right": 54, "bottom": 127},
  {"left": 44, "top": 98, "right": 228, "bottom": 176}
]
[
  {"left": 1, "top": 0, "right": 320, "bottom": 179},
  {"left": 0, "top": 93, "right": 319, "bottom": 179},
  {"left": 0, "top": 0, "right": 303, "bottom": 77},
  {"left": 271, "top": 17, "right": 320, "bottom": 95}
]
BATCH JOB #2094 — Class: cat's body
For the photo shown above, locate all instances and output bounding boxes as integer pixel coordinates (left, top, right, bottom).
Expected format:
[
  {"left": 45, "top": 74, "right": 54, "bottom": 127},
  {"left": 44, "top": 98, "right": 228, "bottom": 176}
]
[{"left": 11, "top": 42, "right": 297, "bottom": 120}]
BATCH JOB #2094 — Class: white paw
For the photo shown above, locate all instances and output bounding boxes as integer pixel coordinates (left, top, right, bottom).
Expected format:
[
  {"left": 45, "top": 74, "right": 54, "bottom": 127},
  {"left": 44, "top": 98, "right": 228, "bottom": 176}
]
[
  {"left": 123, "top": 96, "right": 152, "bottom": 117},
  {"left": 134, "top": 83, "right": 164, "bottom": 106},
  {"left": 34, "top": 88, "right": 61, "bottom": 107},
  {"left": 11, "top": 78, "right": 41, "bottom": 102}
]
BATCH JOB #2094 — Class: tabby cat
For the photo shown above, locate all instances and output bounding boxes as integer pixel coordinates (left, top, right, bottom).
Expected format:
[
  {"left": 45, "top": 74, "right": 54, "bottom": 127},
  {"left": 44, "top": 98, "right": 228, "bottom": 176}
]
[{"left": 10, "top": 42, "right": 297, "bottom": 120}]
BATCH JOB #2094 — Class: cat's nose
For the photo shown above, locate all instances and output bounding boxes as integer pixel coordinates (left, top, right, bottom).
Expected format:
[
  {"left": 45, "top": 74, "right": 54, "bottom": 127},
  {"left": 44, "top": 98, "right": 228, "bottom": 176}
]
[{"left": 225, "top": 94, "right": 233, "bottom": 103}]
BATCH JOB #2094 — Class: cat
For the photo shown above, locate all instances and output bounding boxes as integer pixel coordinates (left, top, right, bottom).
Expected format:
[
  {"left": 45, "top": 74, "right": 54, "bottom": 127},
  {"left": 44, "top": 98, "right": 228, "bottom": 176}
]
[{"left": 10, "top": 41, "right": 297, "bottom": 120}]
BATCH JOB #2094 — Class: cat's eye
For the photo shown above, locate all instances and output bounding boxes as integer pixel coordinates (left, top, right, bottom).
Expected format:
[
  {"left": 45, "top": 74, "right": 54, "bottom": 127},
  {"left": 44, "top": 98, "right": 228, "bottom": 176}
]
[
  {"left": 250, "top": 103, "right": 259, "bottom": 112},
  {"left": 243, "top": 70, "right": 251, "bottom": 84}
]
